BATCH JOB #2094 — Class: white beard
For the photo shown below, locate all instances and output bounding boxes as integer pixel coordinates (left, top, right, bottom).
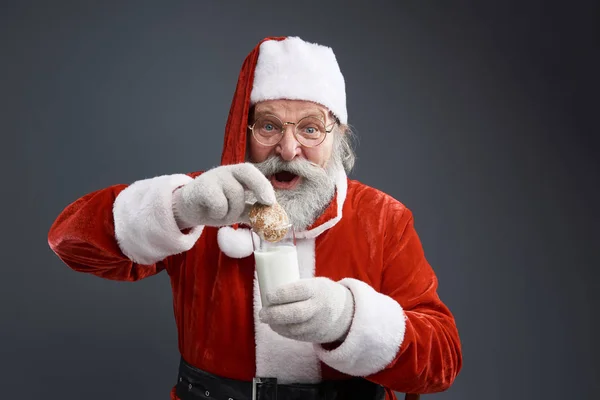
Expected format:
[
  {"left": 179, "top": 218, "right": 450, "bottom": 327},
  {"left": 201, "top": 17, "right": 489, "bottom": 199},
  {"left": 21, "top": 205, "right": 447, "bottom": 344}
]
[{"left": 250, "top": 146, "right": 343, "bottom": 231}]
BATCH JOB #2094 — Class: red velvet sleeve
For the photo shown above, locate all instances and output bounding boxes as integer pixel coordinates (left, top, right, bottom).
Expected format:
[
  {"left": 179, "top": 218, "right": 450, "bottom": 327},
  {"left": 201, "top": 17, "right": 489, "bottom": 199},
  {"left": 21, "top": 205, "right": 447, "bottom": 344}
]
[
  {"left": 315, "top": 201, "right": 462, "bottom": 393},
  {"left": 370, "top": 205, "right": 463, "bottom": 393},
  {"left": 48, "top": 173, "right": 204, "bottom": 281},
  {"left": 48, "top": 185, "right": 162, "bottom": 281}
]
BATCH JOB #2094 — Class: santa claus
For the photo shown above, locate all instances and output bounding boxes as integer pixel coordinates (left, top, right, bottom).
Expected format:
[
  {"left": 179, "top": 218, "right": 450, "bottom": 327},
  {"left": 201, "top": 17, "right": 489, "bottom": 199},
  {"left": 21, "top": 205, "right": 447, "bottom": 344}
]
[{"left": 48, "top": 36, "right": 462, "bottom": 400}]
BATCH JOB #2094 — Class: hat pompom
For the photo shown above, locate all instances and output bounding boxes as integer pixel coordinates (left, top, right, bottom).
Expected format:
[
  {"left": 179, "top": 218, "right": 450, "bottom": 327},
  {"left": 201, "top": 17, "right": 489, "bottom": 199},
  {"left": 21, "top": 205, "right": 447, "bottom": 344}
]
[{"left": 217, "top": 226, "right": 258, "bottom": 259}]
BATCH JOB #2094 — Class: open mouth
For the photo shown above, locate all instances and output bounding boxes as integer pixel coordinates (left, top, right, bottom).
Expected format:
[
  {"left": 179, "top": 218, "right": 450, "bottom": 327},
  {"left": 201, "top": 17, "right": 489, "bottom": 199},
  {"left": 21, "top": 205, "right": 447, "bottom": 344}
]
[{"left": 271, "top": 171, "right": 301, "bottom": 189}]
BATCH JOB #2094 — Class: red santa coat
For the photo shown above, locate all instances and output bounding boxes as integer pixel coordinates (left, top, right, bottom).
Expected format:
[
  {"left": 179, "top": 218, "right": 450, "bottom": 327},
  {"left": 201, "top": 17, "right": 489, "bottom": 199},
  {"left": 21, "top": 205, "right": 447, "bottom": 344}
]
[{"left": 47, "top": 37, "right": 462, "bottom": 399}]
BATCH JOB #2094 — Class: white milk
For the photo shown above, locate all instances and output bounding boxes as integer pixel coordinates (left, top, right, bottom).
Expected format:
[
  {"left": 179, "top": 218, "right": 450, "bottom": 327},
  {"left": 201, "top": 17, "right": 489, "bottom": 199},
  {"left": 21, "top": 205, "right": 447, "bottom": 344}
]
[{"left": 254, "top": 245, "right": 300, "bottom": 306}]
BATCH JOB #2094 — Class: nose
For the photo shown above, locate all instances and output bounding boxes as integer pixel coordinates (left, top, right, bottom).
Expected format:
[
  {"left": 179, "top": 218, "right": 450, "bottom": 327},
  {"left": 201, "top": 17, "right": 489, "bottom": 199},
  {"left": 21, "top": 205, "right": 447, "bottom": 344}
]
[{"left": 275, "top": 125, "right": 302, "bottom": 161}]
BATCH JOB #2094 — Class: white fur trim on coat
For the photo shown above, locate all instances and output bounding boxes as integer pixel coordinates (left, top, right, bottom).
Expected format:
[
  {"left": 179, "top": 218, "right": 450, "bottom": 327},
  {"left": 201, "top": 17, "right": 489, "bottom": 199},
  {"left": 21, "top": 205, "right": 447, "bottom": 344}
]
[
  {"left": 314, "top": 278, "right": 407, "bottom": 377},
  {"left": 251, "top": 37, "right": 348, "bottom": 124},
  {"left": 254, "top": 238, "right": 321, "bottom": 383},
  {"left": 217, "top": 227, "right": 259, "bottom": 259},
  {"left": 113, "top": 174, "right": 203, "bottom": 265}
]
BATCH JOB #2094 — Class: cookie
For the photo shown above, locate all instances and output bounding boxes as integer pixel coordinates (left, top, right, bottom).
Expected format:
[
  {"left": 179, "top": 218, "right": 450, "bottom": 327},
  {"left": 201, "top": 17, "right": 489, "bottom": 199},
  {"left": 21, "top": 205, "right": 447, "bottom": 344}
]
[{"left": 249, "top": 202, "right": 291, "bottom": 242}]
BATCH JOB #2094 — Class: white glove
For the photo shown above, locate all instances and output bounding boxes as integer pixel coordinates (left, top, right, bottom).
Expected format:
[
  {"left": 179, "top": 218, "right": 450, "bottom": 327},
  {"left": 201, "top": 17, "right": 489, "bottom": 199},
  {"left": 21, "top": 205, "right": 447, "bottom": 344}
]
[
  {"left": 259, "top": 277, "right": 355, "bottom": 344},
  {"left": 172, "top": 163, "right": 276, "bottom": 229}
]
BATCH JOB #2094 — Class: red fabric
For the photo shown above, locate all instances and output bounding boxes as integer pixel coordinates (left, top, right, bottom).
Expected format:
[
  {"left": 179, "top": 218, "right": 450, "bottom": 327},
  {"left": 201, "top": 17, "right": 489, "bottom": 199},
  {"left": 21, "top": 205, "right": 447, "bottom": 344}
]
[
  {"left": 220, "top": 36, "right": 286, "bottom": 166},
  {"left": 46, "top": 185, "right": 165, "bottom": 281},
  {"left": 313, "top": 183, "right": 462, "bottom": 393},
  {"left": 48, "top": 178, "right": 462, "bottom": 398}
]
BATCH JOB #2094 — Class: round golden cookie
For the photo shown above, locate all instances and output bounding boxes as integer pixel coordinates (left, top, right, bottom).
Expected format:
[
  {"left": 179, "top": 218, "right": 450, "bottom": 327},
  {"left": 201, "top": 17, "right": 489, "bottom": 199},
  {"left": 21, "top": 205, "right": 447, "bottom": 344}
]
[{"left": 248, "top": 202, "right": 290, "bottom": 243}]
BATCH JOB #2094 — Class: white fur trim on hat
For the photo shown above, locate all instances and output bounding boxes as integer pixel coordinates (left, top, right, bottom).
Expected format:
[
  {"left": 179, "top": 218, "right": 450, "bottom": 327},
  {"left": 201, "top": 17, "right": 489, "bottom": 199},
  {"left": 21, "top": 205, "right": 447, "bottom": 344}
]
[{"left": 250, "top": 37, "right": 347, "bottom": 124}]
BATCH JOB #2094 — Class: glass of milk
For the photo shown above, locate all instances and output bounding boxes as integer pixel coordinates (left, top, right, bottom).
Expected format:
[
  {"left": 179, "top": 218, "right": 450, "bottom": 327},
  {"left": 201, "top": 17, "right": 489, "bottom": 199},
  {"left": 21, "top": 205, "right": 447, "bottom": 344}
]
[{"left": 252, "top": 224, "right": 300, "bottom": 307}]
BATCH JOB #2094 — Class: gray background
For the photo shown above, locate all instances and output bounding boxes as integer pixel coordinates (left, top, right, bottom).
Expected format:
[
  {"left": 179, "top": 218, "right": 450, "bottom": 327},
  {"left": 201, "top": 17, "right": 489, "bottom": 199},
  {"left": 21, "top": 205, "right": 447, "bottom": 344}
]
[{"left": 2, "top": 1, "right": 599, "bottom": 399}]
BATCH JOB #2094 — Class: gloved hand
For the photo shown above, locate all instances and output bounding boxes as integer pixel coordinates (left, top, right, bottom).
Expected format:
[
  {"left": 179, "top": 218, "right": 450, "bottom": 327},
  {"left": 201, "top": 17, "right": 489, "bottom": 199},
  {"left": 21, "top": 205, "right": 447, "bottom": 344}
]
[
  {"left": 172, "top": 163, "right": 276, "bottom": 229},
  {"left": 259, "top": 277, "right": 355, "bottom": 344}
]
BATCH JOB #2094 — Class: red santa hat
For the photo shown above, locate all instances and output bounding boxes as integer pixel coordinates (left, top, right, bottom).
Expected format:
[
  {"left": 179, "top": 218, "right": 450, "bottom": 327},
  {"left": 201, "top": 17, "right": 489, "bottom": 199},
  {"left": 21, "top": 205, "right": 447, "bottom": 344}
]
[
  {"left": 219, "top": 36, "right": 347, "bottom": 167},
  {"left": 217, "top": 36, "right": 348, "bottom": 257}
]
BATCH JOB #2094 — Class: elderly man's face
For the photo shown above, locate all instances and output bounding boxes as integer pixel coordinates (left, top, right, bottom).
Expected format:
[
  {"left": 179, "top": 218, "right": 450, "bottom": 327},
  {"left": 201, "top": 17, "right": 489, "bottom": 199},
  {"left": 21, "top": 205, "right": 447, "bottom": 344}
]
[
  {"left": 248, "top": 99, "right": 335, "bottom": 190},
  {"left": 246, "top": 99, "right": 343, "bottom": 230}
]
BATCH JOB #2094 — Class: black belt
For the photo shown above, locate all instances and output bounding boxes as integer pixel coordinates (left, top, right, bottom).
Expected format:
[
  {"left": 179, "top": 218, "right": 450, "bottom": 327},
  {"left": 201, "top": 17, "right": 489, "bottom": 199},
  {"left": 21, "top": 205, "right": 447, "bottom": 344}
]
[{"left": 176, "top": 357, "right": 386, "bottom": 400}]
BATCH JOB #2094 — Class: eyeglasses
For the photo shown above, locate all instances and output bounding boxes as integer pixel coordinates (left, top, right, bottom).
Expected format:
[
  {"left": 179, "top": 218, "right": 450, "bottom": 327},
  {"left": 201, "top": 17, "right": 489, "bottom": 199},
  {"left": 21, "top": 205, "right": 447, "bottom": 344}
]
[{"left": 248, "top": 114, "right": 336, "bottom": 147}]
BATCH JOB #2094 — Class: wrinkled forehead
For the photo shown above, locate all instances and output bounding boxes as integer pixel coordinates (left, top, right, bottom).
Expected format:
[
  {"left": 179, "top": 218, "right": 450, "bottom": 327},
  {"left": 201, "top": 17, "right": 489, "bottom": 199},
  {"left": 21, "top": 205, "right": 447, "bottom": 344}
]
[{"left": 251, "top": 100, "right": 334, "bottom": 122}]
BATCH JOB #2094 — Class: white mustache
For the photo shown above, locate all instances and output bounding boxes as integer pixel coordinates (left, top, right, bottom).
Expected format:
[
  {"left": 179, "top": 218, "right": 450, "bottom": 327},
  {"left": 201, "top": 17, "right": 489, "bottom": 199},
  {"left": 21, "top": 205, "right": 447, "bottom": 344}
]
[
  {"left": 250, "top": 155, "right": 340, "bottom": 230},
  {"left": 253, "top": 157, "right": 325, "bottom": 179}
]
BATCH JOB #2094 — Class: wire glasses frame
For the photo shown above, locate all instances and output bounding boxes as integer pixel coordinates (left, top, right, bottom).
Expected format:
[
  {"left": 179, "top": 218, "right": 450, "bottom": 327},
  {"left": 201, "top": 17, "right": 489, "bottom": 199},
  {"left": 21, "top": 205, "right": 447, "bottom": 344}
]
[{"left": 248, "top": 114, "right": 337, "bottom": 148}]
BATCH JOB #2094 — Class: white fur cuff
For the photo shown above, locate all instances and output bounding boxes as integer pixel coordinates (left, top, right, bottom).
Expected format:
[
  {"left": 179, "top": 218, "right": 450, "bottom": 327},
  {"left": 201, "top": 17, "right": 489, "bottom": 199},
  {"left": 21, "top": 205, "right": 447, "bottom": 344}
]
[
  {"left": 113, "top": 174, "right": 203, "bottom": 265},
  {"left": 314, "top": 278, "right": 406, "bottom": 377}
]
